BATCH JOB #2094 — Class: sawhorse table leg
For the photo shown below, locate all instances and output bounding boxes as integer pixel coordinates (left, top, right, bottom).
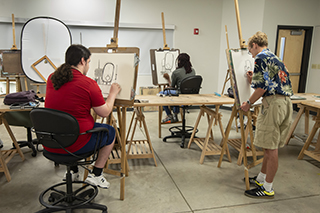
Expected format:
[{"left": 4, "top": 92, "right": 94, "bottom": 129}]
[
  {"left": 285, "top": 104, "right": 305, "bottom": 145},
  {"left": 126, "top": 107, "right": 157, "bottom": 166},
  {"left": 1, "top": 113, "right": 25, "bottom": 161},
  {"left": 188, "top": 105, "right": 231, "bottom": 165},
  {"left": 298, "top": 113, "right": 320, "bottom": 161}
]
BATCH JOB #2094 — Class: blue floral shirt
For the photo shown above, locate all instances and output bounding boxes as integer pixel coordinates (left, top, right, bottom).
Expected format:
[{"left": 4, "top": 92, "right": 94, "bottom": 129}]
[{"left": 251, "top": 48, "right": 293, "bottom": 97}]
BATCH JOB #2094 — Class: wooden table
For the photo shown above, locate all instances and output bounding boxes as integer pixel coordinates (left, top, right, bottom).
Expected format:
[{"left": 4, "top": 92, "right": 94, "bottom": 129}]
[
  {"left": 133, "top": 94, "right": 235, "bottom": 164},
  {"left": 286, "top": 93, "right": 320, "bottom": 145},
  {"left": 134, "top": 94, "right": 234, "bottom": 107},
  {"left": 0, "top": 99, "right": 31, "bottom": 182},
  {"left": 297, "top": 100, "right": 320, "bottom": 162}
]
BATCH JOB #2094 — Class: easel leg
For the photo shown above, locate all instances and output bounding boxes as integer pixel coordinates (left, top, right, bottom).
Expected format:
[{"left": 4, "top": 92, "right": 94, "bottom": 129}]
[
  {"left": 158, "top": 106, "right": 162, "bottom": 138},
  {"left": 239, "top": 110, "right": 250, "bottom": 190},
  {"left": 119, "top": 107, "right": 128, "bottom": 200},
  {"left": 244, "top": 167, "right": 250, "bottom": 190}
]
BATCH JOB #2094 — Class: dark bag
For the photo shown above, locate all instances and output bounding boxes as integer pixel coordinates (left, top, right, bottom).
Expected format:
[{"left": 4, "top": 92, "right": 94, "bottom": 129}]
[{"left": 3, "top": 90, "right": 37, "bottom": 105}]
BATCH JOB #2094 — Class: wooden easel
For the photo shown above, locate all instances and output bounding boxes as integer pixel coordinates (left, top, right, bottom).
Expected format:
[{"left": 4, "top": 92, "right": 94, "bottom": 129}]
[
  {"left": 156, "top": 12, "right": 183, "bottom": 137},
  {"left": 0, "top": 112, "right": 26, "bottom": 182},
  {"left": 221, "top": 25, "right": 239, "bottom": 133},
  {"left": 218, "top": 0, "right": 263, "bottom": 190},
  {"left": 297, "top": 102, "right": 320, "bottom": 162},
  {"left": 0, "top": 14, "right": 25, "bottom": 95},
  {"left": 91, "top": 0, "right": 139, "bottom": 200}
]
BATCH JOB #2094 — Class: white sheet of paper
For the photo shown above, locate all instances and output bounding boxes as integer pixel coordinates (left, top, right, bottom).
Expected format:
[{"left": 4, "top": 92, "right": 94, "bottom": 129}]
[
  {"left": 155, "top": 50, "right": 179, "bottom": 84},
  {"left": 231, "top": 49, "right": 262, "bottom": 105},
  {"left": 87, "top": 53, "right": 136, "bottom": 100}
]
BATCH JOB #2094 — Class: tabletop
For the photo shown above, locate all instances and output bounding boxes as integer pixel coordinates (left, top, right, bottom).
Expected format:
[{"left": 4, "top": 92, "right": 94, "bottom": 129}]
[
  {"left": 133, "top": 94, "right": 235, "bottom": 107},
  {"left": 290, "top": 93, "right": 320, "bottom": 104},
  {"left": 0, "top": 98, "right": 44, "bottom": 112},
  {"left": 300, "top": 100, "right": 320, "bottom": 109}
]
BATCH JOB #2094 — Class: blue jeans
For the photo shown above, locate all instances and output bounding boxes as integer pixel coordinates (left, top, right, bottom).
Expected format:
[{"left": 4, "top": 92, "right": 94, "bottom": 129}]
[
  {"left": 159, "top": 90, "right": 180, "bottom": 116},
  {"left": 74, "top": 123, "right": 115, "bottom": 154}
]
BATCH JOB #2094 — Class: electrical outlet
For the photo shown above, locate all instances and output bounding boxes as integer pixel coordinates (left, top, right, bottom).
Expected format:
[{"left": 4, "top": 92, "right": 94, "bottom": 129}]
[{"left": 312, "top": 64, "right": 317, "bottom": 69}]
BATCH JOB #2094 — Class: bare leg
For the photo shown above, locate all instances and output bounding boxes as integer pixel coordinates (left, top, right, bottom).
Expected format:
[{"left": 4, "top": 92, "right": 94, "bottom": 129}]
[
  {"left": 264, "top": 149, "right": 278, "bottom": 183},
  {"left": 94, "top": 139, "right": 115, "bottom": 168},
  {"left": 260, "top": 149, "right": 268, "bottom": 174}
]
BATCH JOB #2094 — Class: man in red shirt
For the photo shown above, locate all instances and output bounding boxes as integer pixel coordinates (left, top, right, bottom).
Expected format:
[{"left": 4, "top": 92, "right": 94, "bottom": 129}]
[{"left": 45, "top": 44, "right": 121, "bottom": 189}]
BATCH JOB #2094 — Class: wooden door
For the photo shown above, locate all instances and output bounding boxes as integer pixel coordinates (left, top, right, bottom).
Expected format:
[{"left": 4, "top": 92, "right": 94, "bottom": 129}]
[{"left": 276, "top": 29, "right": 305, "bottom": 93}]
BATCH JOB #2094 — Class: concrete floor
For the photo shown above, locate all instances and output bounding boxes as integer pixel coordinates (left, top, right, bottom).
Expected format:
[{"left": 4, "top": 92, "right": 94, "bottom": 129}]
[{"left": 0, "top": 107, "right": 319, "bottom": 213}]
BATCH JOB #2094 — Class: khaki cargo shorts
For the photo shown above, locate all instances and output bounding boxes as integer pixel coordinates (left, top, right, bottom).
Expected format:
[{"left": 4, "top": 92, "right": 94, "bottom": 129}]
[{"left": 254, "top": 95, "right": 293, "bottom": 150}]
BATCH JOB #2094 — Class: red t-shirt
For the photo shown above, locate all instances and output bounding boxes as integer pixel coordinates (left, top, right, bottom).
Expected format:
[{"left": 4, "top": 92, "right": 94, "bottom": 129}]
[{"left": 45, "top": 69, "right": 105, "bottom": 154}]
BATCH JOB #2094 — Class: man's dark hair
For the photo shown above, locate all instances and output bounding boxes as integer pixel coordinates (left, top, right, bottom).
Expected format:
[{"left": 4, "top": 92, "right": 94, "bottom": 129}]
[{"left": 51, "top": 44, "right": 91, "bottom": 90}]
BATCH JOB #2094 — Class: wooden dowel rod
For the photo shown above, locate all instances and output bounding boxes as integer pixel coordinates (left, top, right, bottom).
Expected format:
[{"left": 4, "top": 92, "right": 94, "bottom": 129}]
[
  {"left": 113, "top": 0, "right": 121, "bottom": 40},
  {"left": 11, "top": 14, "right": 17, "bottom": 50},
  {"left": 161, "top": 12, "right": 168, "bottom": 49},
  {"left": 234, "top": 0, "right": 246, "bottom": 48},
  {"left": 225, "top": 25, "right": 230, "bottom": 50}
]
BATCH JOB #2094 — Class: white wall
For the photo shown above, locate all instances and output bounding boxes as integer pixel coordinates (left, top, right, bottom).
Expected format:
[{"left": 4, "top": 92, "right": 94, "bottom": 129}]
[
  {"left": 111, "top": 0, "right": 224, "bottom": 94},
  {"left": 1, "top": 0, "right": 320, "bottom": 94},
  {"left": 261, "top": 0, "right": 320, "bottom": 94},
  {"left": 217, "top": 0, "right": 265, "bottom": 94},
  {"left": 262, "top": 0, "right": 319, "bottom": 52},
  {"left": 306, "top": 1, "right": 320, "bottom": 93},
  {"left": 0, "top": 0, "right": 223, "bottom": 94}
]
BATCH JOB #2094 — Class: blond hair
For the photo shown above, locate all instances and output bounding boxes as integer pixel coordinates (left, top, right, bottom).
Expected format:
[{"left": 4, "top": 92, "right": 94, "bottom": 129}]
[{"left": 248, "top": 31, "right": 268, "bottom": 48}]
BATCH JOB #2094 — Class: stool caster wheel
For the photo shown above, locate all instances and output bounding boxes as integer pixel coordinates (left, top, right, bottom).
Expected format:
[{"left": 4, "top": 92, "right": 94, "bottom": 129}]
[
  {"left": 180, "top": 142, "right": 185, "bottom": 148},
  {"left": 48, "top": 195, "right": 55, "bottom": 203}
]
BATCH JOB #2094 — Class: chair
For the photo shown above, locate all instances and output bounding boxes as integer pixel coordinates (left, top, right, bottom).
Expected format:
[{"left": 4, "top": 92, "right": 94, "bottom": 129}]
[
  {"left": 163, "top": 75, "right": 203, "bottom": 148},
  {"left": 3, "top": 111, "right": 37, "bottom": 157},
  {"left": 30, "top": 108, "right": 108, "bottom": 213}
]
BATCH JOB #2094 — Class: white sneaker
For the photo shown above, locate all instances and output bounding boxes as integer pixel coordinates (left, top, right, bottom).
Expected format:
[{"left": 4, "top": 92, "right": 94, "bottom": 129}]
[
  {"left": 63, "top": 171, "right": 80, "bottom": 182},
  {"left": 85, "top": 174, "right": 110, "bottom": 189}
]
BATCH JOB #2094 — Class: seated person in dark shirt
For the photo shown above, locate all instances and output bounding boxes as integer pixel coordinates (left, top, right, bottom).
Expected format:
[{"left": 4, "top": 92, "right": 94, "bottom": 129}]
[{"left": 159, "top": 53, "right": 196, "bottom": 123}]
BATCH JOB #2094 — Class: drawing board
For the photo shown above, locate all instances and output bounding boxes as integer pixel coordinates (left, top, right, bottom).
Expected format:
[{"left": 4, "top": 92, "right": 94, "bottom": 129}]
[
  {"left": 1, "top": 50, "right": 23, "bottom": 77},
  {"left": 87, "top": 52, "right": 139, "bottom": 101},
  {"left": 229, "top": 49, "right": 259, "bottom": 108},
  {"left": 21, "top": 17, "right": 71, "bottom": 83},
  {"left": 150, "top": 49, "right": 179, "bottom": 85}
]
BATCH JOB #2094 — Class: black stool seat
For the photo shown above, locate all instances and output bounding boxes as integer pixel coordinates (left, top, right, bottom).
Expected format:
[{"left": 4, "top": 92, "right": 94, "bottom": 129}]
[
  {"left": 162, "top": 75, "right": 203, "bottom": 148},
  {"left": 43, "top": 150, "right": 94, "bottom": 165}
]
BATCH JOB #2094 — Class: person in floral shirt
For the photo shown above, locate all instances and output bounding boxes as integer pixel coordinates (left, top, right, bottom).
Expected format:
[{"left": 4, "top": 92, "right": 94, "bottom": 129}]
[{"left": 240, "top": 31, "right": 293, "bottom": 199}]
